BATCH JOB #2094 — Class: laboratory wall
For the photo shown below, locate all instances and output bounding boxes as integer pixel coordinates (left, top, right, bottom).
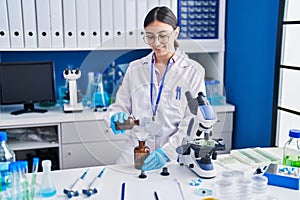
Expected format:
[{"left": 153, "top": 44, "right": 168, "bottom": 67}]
[
  {"left": 0, "top": 50, "right": 150, "bottom": 99},
  {"left": 225, "top": 0, "right": 280, "bottom": 148},
  {"left": 0, "top": 0, "right": 280, "bottom": 149}
]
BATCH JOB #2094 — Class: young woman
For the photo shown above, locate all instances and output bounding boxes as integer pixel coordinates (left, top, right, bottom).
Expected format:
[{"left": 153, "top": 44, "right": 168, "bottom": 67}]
[{"left": 105, "top": 6, "right": 206, "bottom": 171}]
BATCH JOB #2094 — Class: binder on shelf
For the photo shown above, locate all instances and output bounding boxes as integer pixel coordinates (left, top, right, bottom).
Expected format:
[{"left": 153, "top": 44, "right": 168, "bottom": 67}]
[
  {"left": 36, "top": 0, "right": 51, "bottom": 48},
  {"left": 63, "top": 0, "right": 77, "bottom": 48},
  {"left": 125, "top": 0, "right": 137, "bottom": 47},
  {"left": 49, "top": 0, "right": 64, "bottom": 48},
  {"left": 76, "top": 0, "right": 89, "bottom": 48},
  {"left": 136, "top": 0, "right": 148, "bottom": 47},
  {"left": 0, "top": 0, "right": 10, "bottom": 48},
  {"left": 100, "top": 0, "right": 114, "bottom": 47},
  {"left": 21, "top": 0, "right": 37, "bottom": 48},
  {"left": 159, "top": 0, "right": 172, "bottom": 8},
  {"left": 6, "top": 0, "right": 24, "bottom": 48},
  {"left": 148, "top": 0, "right": 159, "bottom": 10},
  {"left": 113, "top": 0, "right": 125, "bottom": 47},
  {"left": 88, "top": 0, "right": 101, "bottom": 48}
]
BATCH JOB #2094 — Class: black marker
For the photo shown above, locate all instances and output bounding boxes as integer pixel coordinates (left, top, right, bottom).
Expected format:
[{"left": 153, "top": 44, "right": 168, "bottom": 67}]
[{"left": 154, "top": 191, "right": 159, "bottom": 200}]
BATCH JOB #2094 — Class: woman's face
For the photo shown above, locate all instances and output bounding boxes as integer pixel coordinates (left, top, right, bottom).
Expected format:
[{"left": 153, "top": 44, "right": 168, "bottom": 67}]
[{"left": 144, "top": 20, "right": 179, "bottom": 58}]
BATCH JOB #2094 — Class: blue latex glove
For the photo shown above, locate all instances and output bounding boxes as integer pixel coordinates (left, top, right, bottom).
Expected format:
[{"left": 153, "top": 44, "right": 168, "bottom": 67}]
[
  {"left": 110, "top": 112, "right": 128, "bottom": 135},
  {"left": 142, "top": 148, "right": 169, "bottom": 171}
]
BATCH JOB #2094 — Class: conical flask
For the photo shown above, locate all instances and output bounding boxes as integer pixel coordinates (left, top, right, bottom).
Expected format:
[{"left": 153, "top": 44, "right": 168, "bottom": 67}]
[{"left": 40, "top": 160, "right": 56, "bottom": 197}]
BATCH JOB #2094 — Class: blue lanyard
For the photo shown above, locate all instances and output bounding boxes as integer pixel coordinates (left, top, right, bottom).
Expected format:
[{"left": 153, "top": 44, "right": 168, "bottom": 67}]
[{"left": 150, "top": 55, "right": 171, "bottom": 118}]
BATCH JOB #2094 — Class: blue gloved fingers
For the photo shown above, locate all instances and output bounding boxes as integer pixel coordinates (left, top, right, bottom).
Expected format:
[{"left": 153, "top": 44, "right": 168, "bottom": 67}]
[
  {"left": 110, "top": 112, "right": 128, "bottom": 135},
  {"left": 142, "top": 154, "right": 164, "bottom": 171},
  {"left": 142, "top": 149, "right": 168, "bottom": 171},
  {"left": 118, "top": 112, "right": 128, "bottom": 123},
  {"left": 113, "top": 112, "right": 128, "bottom": 123},
  {"left": 142, "top": 153, "right": 156, "bottom": 170}
]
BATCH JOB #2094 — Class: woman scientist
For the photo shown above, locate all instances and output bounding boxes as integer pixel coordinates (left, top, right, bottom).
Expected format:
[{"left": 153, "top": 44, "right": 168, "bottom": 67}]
[{"left": 105, "top": 6, "right": 206, "bottom": 171}]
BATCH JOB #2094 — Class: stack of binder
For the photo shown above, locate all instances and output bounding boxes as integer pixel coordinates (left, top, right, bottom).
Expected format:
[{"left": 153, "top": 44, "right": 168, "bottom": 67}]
[{"left": 0, "top": 0, "right": 175, "bottom": 49}]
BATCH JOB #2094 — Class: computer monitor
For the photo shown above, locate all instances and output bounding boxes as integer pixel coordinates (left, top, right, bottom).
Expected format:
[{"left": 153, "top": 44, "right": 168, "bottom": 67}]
[{"left": 0, "top": 61, "right": 56, "bottom": 115}]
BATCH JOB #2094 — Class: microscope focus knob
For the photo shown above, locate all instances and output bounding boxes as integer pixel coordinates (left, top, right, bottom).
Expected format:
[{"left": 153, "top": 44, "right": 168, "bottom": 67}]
[{"left": 212, "top": 152, "right": 217, "bottom": 160}]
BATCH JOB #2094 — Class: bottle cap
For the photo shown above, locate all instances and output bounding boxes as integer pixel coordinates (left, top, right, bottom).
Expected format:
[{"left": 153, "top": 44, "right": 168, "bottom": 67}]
[
  {"left": 0, "top": 132, "right": 7, "bottom": 142},
  {"left": 42, "top": 160, "right": 52, "bottom": 168},
  {"left": 33, "top": 157, "right": 39, "bottom": 166},
  {"left": 289, "top": 129, "right": 300, "bottom": 138}
]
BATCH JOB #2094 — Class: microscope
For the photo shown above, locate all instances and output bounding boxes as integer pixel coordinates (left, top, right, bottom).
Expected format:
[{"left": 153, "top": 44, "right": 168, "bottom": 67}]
[
  {"left": 63, "top": 68, "right": 83, "bottom": 112},
  {"left": 177, "top": 91, "right": 225, "bottom": 179}
]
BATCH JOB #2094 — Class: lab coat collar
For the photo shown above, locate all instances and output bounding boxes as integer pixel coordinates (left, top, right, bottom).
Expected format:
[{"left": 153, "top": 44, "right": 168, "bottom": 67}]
[{"left": 140, "top": 49, "right": 189, "bottom": 68}]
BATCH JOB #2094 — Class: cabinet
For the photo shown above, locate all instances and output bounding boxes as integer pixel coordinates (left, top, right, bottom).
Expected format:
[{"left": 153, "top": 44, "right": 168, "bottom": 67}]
[
  {"left": 0, "top": 106, "right": 127, "bottom": 170},
  {"left": 60, "top": 120, "right": 126, "bottom": 169},
  {"left": 0, "top": 123, "right": 61, "bottom": 171}
]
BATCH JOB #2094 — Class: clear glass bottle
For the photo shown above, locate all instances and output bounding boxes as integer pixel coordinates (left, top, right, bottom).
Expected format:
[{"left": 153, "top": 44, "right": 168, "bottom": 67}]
[
  {"left": 283, "top": 129, "right": 300, "bottom": 167},
  {"left": 40, "top": 160, "right": 56, "bottom": 197},
  {"left": 0, "top": 131, "right": 15, "bottom": 192},
  {"left": 115, "top": 117, "right": 139, "bottom": 130},
  {"left": 134, "top": 140, "right": 150, "bottom": 169}
]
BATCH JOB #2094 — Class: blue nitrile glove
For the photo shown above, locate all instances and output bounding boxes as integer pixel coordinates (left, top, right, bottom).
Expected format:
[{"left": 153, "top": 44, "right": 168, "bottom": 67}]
[
  {"left": 142, "top": 148, "right": 169, "bottom": 171},
  {"left": 110, "top": 112, "right": 128, "bottom": 135}
]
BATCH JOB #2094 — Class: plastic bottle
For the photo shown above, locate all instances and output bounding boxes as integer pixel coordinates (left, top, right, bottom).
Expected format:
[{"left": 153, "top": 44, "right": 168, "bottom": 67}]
[
  {"left": 115, "top": 117, "right": 140, "bottom": 130},
  {"left": 134, "top": 140, "right": 150, "bottom": 169},
  {"left": 40, "top": 160, "right": 56, "bottom": 197},
  {"left": 0, "top": 131, "right": 15, "bottom": 192},
  {"left": 283, "top": 129, "right": 300, "bottom": 167}
]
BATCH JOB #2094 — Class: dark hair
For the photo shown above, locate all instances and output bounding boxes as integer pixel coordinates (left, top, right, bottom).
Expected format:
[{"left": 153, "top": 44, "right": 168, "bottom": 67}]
[
  {"left": 144, "top": 6, "right": 178, "bottom": 30},
  {"left": 144, "top": 6, "right": 179, "bottom": 47}
]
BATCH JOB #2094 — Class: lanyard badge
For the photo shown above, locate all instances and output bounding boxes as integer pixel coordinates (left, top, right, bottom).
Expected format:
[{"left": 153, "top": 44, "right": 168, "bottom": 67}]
[{"left": 150, "top": 55, "right": 171, "bottom": 121}]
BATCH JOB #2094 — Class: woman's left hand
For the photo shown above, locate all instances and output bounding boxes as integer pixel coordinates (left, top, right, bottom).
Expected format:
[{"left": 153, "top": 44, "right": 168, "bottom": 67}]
[{"left": 142, "top": 148, "right": 169, "bottom": 171}]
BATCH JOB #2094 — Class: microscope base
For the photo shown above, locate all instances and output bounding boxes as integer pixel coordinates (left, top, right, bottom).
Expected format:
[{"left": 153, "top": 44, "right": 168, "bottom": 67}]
[
  {"left": 63, "top": 103, "right": 83, "bottom": 113},
  {"left": 189, "top": 165, "right": 217, "bottom": 179},
  {"left": 179, "top": 155, "right": 217, "bottom": 179}
]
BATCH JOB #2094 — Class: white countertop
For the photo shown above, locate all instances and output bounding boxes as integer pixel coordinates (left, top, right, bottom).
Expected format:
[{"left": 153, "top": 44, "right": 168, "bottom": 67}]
[
  {"left": 0, "top": 103, "right": 234, "bottom": 127},
  {"left": 0, "top": 105, "right": 106, "bottom": 127},
  {"left": 22, "top": 148, "right": 299, "bottom": 200}
]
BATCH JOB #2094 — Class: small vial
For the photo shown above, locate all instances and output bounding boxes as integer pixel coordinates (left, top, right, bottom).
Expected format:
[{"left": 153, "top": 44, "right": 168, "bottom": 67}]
[
  {"left": 40, "top": 160, "right": 56, "bottom": 198},
  {"left": 115, "top": 117, "right": 139, "bottom": 130},
  {"left": 283, "top": 129, "right": 300, "bottom": 167}
]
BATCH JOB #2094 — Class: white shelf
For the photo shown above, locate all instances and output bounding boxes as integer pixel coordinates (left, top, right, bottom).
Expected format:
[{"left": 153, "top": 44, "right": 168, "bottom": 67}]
[
  {"left": 0, "top": 39, "right": 223, "bottom": 53},
  {"left": 0, "top": 46, "right": 150, "bottom": 52},
  {"left": 179, "top": 39, "right": 225, "bottom": 53},
  {"left": 8, "top": 140, "right": 59, "bottom": 151},
  {"left": 213, "top": 103, "right": 235, "bottom": 113}
]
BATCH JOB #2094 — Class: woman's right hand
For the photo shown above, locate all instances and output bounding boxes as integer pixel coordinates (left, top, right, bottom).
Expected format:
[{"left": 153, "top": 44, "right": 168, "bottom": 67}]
[{"left": 110, "top": 112, "right": 128, "bottom": 135}]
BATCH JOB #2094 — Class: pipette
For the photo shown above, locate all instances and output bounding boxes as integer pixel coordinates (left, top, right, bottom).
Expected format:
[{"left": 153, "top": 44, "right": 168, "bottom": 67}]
[
  {"left": 63, "top": 168, "right": 89, "bottom": 198},
  {"left": 82, "top": 168, "right": 105, "bottom": 197},
  {"left": 30, "top": 157, "right": 39, "bottom": 199}
]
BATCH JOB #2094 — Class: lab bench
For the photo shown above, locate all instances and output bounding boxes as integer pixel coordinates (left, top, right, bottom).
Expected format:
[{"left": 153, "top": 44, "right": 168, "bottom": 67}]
[
  {"left": 26, "top": 148, "right": 299, "bottom": 200},
  {"left": 0, "top": 104, "right": 234, "bottom": 170}
]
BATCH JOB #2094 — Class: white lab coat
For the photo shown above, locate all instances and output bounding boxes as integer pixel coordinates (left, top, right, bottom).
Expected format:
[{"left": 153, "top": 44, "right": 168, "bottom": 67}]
[{"left": 104, "top": 49, "right": 205, "bottom": 164}]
